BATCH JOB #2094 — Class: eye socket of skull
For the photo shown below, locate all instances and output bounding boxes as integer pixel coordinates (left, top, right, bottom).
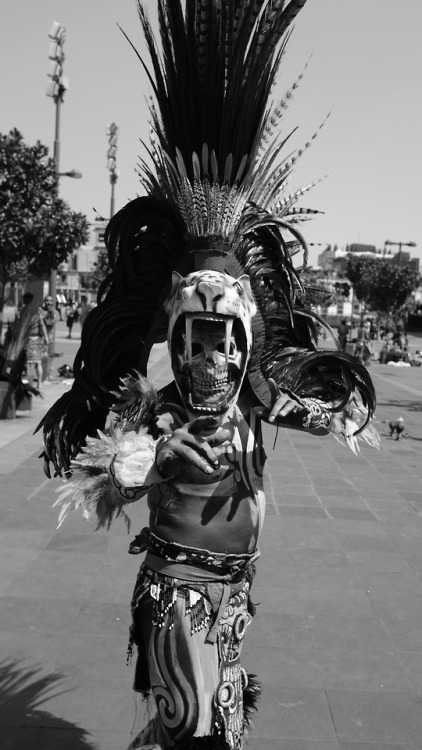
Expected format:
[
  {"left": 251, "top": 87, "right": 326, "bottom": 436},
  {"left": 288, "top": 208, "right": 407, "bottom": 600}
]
[{"left": 172, "top": 317, "right": 246, "bottom": 367}]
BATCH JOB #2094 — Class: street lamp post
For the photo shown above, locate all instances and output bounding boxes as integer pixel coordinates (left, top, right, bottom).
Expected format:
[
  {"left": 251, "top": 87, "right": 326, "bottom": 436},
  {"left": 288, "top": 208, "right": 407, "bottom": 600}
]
[
  {"left": 384, "top": 240, "right": 416, "bottom": 267},
  {"left": 46, "top": 25, "right": 82, "bottom": 356},
  {"left": 106, "top": 123, "right": 119, "bottom": 218},
  {"left": 46, "top": 22, "right": 68, "bottom": 307}
]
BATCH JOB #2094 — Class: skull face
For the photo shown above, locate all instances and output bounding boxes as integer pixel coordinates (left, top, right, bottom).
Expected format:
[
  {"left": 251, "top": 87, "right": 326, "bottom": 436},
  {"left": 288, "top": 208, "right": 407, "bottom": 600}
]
[
  {"left": 165, "top": 270, "right": 256, "bottom": 415},
  {"left": 173, "top": 317, "right": 246, "bottom": 413}
]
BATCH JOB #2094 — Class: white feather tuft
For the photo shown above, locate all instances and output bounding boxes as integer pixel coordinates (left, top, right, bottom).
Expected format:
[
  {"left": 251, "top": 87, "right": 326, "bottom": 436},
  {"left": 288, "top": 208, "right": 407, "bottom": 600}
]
[
  {"left": 328, "top": 398, "right": 380, "bottom": 454},
  {"left": 53, "top": 426, "right": 161, "bottom": 530}
]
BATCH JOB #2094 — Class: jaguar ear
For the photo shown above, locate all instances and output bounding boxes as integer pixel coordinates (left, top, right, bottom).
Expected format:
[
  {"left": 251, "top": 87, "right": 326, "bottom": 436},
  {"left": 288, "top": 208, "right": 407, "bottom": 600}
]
[
  {"left": 237, "top": 275, "right": 257, "bottom": 318},
  {"left": 164, "top": 271, "right": 184, "bottom": 313}
]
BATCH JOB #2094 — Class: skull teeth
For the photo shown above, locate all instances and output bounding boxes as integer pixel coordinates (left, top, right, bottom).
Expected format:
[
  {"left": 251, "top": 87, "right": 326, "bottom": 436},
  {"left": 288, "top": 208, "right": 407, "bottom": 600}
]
[
  {"left": 191, "top": 370, "right": 229, "bottom": 383},
  {"left": 190, "top": 373, "right": 230, "bottom": 395},
  {"left": 187, "top": 395, "right": 222, "bottom": 413}
]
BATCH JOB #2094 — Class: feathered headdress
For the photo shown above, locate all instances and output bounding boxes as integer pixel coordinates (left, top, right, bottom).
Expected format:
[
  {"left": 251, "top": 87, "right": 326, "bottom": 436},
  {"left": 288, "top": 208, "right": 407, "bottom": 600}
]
[{"left": 38, "top": 0, "right": 376, "bottom": 476}]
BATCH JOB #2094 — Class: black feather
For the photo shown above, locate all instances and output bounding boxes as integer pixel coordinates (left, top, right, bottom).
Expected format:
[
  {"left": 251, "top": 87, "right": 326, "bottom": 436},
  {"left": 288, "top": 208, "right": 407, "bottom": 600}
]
[
  {"left": 266, "top": 348, "right": 377, "bottom": 429},
  {"left": 243, "top": 672, "right": 262, "bottom": 728},
  {"left": 37, "top": 197, "right": 188, "bottom": 475}
]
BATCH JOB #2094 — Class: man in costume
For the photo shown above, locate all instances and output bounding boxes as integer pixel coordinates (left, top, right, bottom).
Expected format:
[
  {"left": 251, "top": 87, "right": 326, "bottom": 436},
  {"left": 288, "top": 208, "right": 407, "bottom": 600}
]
[{"left": 39, "top": 2, "right": 379, "bottom": 748}]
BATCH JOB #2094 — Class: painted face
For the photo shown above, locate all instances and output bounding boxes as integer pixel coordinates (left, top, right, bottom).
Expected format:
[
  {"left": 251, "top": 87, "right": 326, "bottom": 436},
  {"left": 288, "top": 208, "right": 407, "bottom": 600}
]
[{"left": 165, "top": 270, "right": 257, "bottom": 414}]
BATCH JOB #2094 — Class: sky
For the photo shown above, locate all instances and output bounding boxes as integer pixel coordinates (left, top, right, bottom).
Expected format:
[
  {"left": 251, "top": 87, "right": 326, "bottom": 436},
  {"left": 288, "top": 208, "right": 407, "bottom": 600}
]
[{"left": 1, "top": 0, "right": 421, "bottom": 269}]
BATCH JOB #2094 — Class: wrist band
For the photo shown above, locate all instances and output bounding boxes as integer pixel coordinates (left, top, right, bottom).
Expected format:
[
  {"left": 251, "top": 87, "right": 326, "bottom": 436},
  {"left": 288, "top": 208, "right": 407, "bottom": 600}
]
[{"left": 301, "top": 398, "right": 331, "bottom": 429}]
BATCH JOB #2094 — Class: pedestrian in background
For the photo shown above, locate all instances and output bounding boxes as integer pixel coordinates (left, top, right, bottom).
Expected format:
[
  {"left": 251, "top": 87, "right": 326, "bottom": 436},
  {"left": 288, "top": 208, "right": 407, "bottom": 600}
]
[
  {"left": 370, "top": 319, "right": 378, "bottom": 340},
  {"left": 22, "top": 293, "right": 48, "bottom": 387},
  {"left": 56, "top": 293, "right": 66, "bottom": 321},
  {"left": 354, "top": 320, "right": 373, "bottom": 366},
  {"left": 337, "top": 319, "right": 349, "bottom": 351},
  {"left": 42, "top": 296, "right": 59, "bottom": 381},
  {"left": 65, "top": 302, "right": 77, "bottom": 339},
  {"left": 78, "top": 295, "right": 90, "bottom": 331}
]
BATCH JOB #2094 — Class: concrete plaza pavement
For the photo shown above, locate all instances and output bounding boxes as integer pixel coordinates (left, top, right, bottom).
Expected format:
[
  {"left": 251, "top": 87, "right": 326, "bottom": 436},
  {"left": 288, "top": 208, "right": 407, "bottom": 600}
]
[{"left": 1, "top": 323, "right": 422, "bottom": 749}]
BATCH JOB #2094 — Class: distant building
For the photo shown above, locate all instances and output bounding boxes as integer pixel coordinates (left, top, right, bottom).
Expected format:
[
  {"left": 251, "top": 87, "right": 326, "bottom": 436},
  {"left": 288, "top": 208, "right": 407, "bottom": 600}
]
[
  {"left": 317, "top": 243, "right": 419, "bottom": 275},
  {"left": 348, "top": 243, "right": 377, "bottom": 255},
  {"left": 317, "top": 246, "right": 349, "bottom": 275},
  {"left": 313, "top": 240, "right": 420, "bottom": 326},
  {"left": 317, "top": 246, "right": 336, "bottom": 271}
]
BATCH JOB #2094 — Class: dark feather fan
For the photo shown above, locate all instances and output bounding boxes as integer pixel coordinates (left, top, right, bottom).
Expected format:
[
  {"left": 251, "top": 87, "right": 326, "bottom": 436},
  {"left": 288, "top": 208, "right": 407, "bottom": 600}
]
[{"left": 38, "top": 0, "right": 376, "bottom": 475}]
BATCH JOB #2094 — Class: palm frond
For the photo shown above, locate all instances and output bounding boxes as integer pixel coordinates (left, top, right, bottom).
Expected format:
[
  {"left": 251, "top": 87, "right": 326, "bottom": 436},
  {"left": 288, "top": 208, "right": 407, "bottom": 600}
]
[{"left": 3, "top": 306, "right": 33, "bottom": 362}]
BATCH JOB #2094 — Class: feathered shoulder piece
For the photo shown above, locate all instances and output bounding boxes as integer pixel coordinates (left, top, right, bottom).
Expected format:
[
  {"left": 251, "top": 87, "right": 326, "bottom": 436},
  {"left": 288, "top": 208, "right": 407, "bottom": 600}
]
[
  {"left": 53, "top": 374, "right": 164, "bottom": 530},
  {"left": 111, "top": 372, "right": 162, "bottom": 437},
  {"left": 265, "top": 344, "right": 378, "bottom": 446}
]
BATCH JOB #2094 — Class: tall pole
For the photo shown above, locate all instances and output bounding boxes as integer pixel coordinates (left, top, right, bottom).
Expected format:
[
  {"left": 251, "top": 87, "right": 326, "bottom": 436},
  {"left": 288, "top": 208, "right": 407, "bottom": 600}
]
[
  {"left": 384, "top": 239, "right": 416, "bottom": 268},
  {"left": 46, "top": 22, "right": 68, "bottom": 357},
  {"left": 49, "top": 96, "right": 62, "bottom": 307},
  {"left": 110, "top": 172, "right": 118, "bottom": 219},
  {"left": 106, "top": 123, "right": 119, "bottom": 218},
  {"left": 54, "top": 95, "right": 61, "bottom": 175},
  {"left": 47, "top": 22, "right": 68, "bottom": 310}
]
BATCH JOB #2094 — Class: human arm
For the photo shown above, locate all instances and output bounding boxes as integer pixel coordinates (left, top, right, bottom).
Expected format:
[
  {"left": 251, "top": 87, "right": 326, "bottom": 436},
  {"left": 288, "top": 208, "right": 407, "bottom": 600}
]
[
  {"left": 252, "top": 376, "right": 379, "bottom": 452},
  {"left": 53, "top": 374, "right": 166, "bottom": 528},
  {"left": 52, "top": 425, "right": 163, "bottom": 529},
  {"left": 253, "top": 377, "right": 331, "bottom": 434},
  {"left": 52, "top": 371, "right": 234, "bottom": 527}
]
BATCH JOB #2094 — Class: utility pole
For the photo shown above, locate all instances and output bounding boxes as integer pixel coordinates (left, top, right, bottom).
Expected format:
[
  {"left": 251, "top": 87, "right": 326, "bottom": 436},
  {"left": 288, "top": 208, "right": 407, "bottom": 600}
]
[
  {"left": 384, "top": 240, "right": 416, "bottom": 268},
  {"left": 106, "top": 123, "right": 119, "bottom": 218},
  {"left": 46, "top": 22, "right": 68, "bottom": 307}
]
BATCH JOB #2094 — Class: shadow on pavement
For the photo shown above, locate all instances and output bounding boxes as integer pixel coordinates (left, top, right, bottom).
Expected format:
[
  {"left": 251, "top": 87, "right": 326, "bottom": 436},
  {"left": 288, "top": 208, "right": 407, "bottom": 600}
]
[
  {"left": 377, "top": 399, "right": 422, "bottom": 412},
  {"left": 0, "top": 658, "right": 95, "bottom": 750}
]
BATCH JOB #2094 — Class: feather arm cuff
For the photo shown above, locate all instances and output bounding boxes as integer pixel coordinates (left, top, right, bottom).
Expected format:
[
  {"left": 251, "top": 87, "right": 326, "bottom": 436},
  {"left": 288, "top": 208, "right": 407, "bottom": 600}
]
[
  {"left": 300, "top": 394, "right": 380, "bottom": 454},
  {"left": 53, "top": 426, "right": 166, "bottom": 530}
]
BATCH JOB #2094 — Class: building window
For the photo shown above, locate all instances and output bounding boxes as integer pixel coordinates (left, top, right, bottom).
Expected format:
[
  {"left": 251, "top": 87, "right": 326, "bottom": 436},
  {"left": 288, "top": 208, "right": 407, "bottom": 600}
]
[{"left": 71, "top": 254, "right": 78, "bottom": 271}]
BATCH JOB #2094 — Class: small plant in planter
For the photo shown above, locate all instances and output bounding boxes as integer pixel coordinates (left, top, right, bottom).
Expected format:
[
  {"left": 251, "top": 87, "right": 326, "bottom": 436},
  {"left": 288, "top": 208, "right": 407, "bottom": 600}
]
[{"left": 0, "top": 308, "right": 42, "bottom": 419}]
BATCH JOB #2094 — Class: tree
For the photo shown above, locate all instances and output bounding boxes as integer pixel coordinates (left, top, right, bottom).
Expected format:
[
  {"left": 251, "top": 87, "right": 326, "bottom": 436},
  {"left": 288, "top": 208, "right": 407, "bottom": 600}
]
[
  {"left": 299, "top": 270, "right": 350, "bottom": 309},
  {"left": 0, "top": 129, "right": 89, "bottom": 311},
  {"left": 79, "top": 247, "right": 110, "bottom": 296},
  {"left": 299, "top": 269, "right": 333, "bottom": 308},
  {"left": 334, "top": 281, "right": 350, "bottom": 299},
  {"left": 346, "top": 255, "right": 419, "bottom": 315}
]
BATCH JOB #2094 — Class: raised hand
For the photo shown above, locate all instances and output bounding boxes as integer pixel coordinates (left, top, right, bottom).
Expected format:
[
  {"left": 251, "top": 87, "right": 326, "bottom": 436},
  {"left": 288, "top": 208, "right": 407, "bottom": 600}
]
[
  {"left": 156, "top": 416, "right": 234, "bottom": 478},
  {"left": 253, "top": 378, "right": 307, "bottom": 423}
]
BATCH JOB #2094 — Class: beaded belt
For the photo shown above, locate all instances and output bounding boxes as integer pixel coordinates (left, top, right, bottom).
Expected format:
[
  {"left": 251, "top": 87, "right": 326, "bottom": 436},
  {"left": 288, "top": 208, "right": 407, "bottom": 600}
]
[{"left": 129, "top": 526, "right": 260, "bottom": 576}]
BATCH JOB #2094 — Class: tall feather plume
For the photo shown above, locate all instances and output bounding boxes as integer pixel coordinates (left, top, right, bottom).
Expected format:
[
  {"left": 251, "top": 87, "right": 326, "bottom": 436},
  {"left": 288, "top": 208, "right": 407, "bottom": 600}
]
[{"left": 136, "top": 0, "right": 311, "bottom": 193}]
